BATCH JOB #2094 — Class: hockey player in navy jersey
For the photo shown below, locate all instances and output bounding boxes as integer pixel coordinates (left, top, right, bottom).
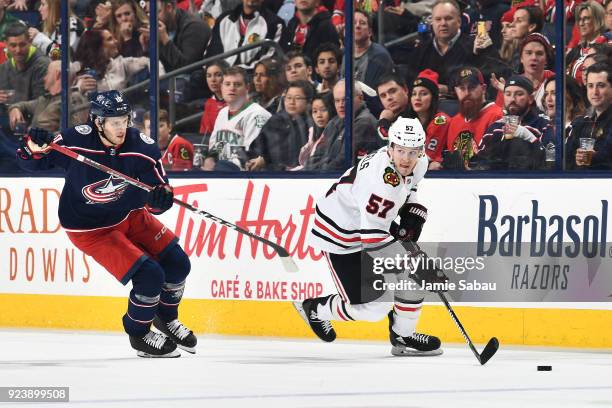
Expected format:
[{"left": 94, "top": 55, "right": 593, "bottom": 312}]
[
  {"left": 17, "top": 90, "right": 196, "bottom": 358},
  {"left": 295, "top": 117, "right": 444, "bottom": 356}
]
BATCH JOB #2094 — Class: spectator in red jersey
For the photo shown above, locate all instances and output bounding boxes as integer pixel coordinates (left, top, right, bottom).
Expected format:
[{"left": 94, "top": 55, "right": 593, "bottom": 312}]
[
  {"left": 443, "top": 66, "right": 503, "bottom": 170},
  {"left": 406, "top": 69, "right": 451, "bottom": 170},
  {"left": 280, "top": 0, "right": 340, "bottom": 64},
  {"left": 145, "top": 109, "right": 194, "bottom": 171},
  {"left": 199, "top": 60, "right": 228, "bottom": 137}
]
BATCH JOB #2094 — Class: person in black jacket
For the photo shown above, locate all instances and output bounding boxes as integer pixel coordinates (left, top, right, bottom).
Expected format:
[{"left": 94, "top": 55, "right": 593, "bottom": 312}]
[
  {"left": 280, "top": 0, "right": 340, "bottom": 64},
  {"left": 247, "top": 80, "right": 314, "bottom": 170},
  {"left": 206, "top": 0, "right": 285, "bottom": 70},
  {"left": 140, "top": 0, "right": 210, "bottom": 72},
  {"left": 407, "top": 0, "right": 501, "bottom": 94},
  {"left": 566, "top": 62, "right": 612, "bottom": 170}
]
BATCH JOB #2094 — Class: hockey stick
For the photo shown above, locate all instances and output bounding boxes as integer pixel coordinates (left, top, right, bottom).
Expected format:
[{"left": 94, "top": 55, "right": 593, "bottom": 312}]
[
  {"left": 438, "top": 291, "right": 499, "bottom": 365},
  {"left": 49, "top": 143, "right": 298, "bottom": 273}
]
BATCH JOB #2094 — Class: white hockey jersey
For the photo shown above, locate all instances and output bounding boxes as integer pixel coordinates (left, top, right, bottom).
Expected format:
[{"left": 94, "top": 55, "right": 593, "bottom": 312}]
[
  {"left": 310, "top": 147, "right": 428, "bottom": 254},
  {"left": 209, "top": 102, "right": 271, "bottom": 151}
]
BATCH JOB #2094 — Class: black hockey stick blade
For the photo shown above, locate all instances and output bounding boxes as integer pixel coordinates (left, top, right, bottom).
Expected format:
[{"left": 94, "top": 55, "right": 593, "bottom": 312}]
[{"left": 478, "top": 337, "right": 499, "bottom": 365}]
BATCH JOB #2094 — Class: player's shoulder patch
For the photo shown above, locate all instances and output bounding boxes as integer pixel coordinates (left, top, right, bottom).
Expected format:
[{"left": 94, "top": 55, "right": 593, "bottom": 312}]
[
  {"left": 140, "top": 132, "right": 155, "bottom": 145},
  {"left": 383, "top": 166, "right": 400, "bottom": 187},
  {"left": 433, "top": 115, "right": 447, "bottom": 125},
  {"left": 75, "top": 124, "right": 92, "bottom": 135}
]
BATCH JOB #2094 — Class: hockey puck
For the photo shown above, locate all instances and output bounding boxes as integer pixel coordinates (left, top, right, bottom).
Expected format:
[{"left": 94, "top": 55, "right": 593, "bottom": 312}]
[{"left": 537, "top": 365, "right": 552, "bottom": 371}]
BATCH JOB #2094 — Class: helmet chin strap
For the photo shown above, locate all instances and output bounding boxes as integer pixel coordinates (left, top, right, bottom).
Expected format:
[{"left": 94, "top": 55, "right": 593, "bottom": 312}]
[{"left": 95, "top": 117, "right": 119, "bottom": 148}]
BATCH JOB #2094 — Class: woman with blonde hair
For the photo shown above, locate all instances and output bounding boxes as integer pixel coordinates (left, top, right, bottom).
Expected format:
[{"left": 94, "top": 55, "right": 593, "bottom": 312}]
[
  {"left": 28, "top": 0, "right": 84, "bottom": 58},
  {"left": 108, "top": 0, "right": 148, "bottom": 57},
  {"left": 566, "top": 1, "right": 608, "bottom": 67}
]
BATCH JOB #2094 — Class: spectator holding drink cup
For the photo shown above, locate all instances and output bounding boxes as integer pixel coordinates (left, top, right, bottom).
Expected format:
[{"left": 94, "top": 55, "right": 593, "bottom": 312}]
[{"left": 566, "top": 62, "right": 612, "bottom": 169}]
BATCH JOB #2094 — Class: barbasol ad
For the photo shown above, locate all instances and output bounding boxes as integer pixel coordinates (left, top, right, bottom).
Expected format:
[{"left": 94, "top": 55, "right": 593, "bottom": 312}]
[{"left": 418, "top": 179, "right": 612, "bottom": 302}]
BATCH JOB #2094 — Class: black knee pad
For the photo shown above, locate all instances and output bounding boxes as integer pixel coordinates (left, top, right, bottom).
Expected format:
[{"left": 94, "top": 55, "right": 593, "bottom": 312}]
[
  {"left": 158, "top": 244, "right": 191, "bottom": 284},
  {"left": 131, "top": 258, "right": 166, "bottom": 297}
]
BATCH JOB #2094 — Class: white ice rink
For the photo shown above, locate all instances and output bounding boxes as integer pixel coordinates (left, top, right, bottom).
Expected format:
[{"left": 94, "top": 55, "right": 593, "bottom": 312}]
[{"left": 1, "top": 330, "right": 611, "bottom": 408}]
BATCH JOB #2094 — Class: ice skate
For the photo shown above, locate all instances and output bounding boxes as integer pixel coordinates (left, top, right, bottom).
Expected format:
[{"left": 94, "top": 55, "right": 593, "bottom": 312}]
[
  {"left": 153, "top": 316, "right": 197, "bottom": 354},
  {"left": 388, "top": 311, "right": 442, "bottom": 356},
  {"left": 129, "top": 330, "right": 180, "bottom": 358},
  {"left": 293, "top": 296, "right": 336, "bottom": 342}
]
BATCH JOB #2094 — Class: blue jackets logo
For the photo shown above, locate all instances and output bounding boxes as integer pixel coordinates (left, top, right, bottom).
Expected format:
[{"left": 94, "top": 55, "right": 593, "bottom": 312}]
[{"left": 82, "top": 175, "right": 129, "bottom": 204}]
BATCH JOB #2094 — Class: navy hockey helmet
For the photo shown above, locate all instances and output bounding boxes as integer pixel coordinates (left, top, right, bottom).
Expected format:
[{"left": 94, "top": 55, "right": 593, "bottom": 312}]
[{"left": 89, "top": 90, "right": 132, "bottom": 122}]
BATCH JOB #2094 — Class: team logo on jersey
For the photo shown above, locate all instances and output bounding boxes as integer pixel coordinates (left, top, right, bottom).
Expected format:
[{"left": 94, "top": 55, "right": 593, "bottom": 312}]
[
  {"left": 179, "top": 146, "right": 190, "bottom": 160},
  {"left": 383, "top": 167, "right": 400, "bottom": 187},
  {"left": 254, "top": 115, "right": 268, "bottom": 129},
  {"left": 433, "top": 115, "right": 446, "bottom": 125},
  {"left": 82, "top": 175, "right": 129, "bottom": 204},
  {"left": 75, "top": 125, "right": 92, "bottom": 135},
  {"left": 140, "top": 132, "right": 155, "bottom": 145},
  {"left": 454, "top": 131, "right": 477, "bottom": 164},
  {"left": 247, "top": 33, "right": 260, "bottom": 44}
]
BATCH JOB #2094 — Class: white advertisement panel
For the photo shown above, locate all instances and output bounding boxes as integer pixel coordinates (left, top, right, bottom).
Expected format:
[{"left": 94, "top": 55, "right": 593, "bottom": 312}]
[{"left": 1, "top": 177, "right": 612, "bottom": 308}]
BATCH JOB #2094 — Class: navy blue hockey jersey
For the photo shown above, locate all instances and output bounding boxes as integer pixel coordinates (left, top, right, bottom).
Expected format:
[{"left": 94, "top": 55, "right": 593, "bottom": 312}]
[{"left": 19, "top": 123, "right": 168, "bottom": 231}]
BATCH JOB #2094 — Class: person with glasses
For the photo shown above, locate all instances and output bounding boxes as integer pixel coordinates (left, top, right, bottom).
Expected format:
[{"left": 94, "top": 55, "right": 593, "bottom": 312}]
[
  {"left": 16, "top": 90, "right": 197, "bottom": 357},
  {"left": 566, "top": 1, "right": 609, "bottom": 69},
  {"left": 247, "top": 80, "right": 314, "bottom": 170}
]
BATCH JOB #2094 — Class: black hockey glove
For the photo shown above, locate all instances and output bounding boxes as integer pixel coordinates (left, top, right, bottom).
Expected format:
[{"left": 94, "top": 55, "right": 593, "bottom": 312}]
[
  {"left": 147, "top": 184, "right": 174, "bottom": 214},
  {"left": 28, "top": 128, "right": 54, "bottom": 147},
  {"left": 17, "top": 135, "right": 50, "bottom": 160},
  {"left": 402, "top": 241, "right": 449, "bottom": 292},
  {"left": 390, "top": 203, "right": 427, "bottom": 242}
]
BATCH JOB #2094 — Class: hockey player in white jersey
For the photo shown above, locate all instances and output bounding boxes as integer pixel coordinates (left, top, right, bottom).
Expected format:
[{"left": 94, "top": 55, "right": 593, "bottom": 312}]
[{"left": 295, "top": 117, "right": 443, "bottom": 356}]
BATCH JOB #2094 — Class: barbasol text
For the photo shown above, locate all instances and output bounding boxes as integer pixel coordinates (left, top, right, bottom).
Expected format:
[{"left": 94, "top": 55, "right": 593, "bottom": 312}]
[{"left": 477, "top": 195, "right": 608, "bottom": 258}]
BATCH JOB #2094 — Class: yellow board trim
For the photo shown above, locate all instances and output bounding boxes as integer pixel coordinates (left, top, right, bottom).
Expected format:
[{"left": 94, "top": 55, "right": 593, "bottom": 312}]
[{"left": 3, "top": 294, "right": 612, "bottom": 348}]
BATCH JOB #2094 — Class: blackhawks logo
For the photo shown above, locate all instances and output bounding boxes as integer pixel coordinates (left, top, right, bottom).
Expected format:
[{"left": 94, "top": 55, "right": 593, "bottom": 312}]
[
  {"left": 434, "top": 115, "right": 447, "bottom": 125},
  {"left": 453, "top": 131, "right": 477, "bottom": 165},
  {"left": 383, "top": 167, "right": 400, "bottom": 187}
]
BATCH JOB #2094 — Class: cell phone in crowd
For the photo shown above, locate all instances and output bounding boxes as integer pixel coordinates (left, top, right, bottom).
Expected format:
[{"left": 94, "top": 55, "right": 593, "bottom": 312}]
[{"left": 477, "top": 21, "right": 486, "bottom": 37}]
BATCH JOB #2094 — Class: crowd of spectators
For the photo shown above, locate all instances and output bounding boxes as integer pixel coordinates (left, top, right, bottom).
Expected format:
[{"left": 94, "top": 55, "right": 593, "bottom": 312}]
[{"left": 0, "top": 0, "right": 611, "bottom": 173}]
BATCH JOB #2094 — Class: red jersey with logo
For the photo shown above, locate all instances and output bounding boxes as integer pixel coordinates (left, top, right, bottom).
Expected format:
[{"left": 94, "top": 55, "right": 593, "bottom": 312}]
[
  {"left": 199, "top": 95, "right": 226, "bottom": 135},
  {"left": 424, "top": 112, "right": 451, "bottom": 162},
  {"left": 446, "top": 102, "right": 503, "bottom": 162},
  {"left": 161, "top": 134, "right": 194, "bottom": 171}
]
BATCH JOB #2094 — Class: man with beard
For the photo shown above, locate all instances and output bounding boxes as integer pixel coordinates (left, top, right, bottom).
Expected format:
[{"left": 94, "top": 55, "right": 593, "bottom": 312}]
[
  {"left": 314, "top": 42, "right": 341, "bottom": 95},
  {"left": 443, "top": 66, "right": 502, "bottom": 170},
  {"left": 140, "top": 0, "right": 210, "bottom": 72},
  {"left": 206, "top": 0, "right": 285, "bottom": 70},
  {"left": 474, "top": 75, "right": 550, "bottom": 170}
]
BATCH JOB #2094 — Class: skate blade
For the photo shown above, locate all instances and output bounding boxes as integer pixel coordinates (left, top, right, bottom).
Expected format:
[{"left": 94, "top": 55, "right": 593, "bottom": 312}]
[
  {"left": 292, "top": 301, "right": 309, "bottom": 324},
  {"left": 136, "top": 349, "right": 181, "bottom": 358},
  {"left": 177, "top": 344, "right": 196, "bottom": 354},
  {"left": 391, "top": 346, "right": 444, "bottom": 357}
]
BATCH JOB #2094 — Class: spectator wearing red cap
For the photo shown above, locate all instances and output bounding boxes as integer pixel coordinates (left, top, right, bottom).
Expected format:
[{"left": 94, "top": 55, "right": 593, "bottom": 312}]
[
  {"left": 492, "top": 33, "right": 555, "bottom": 113},
  {"left": 407, "top": 69, "right": 451, "bottom": 169},
  {"left": 500, "top": 8, "right": 518, "bottom": 64},
  {"left": 443, "top": 66, "right": 503, "bottom": 170}
]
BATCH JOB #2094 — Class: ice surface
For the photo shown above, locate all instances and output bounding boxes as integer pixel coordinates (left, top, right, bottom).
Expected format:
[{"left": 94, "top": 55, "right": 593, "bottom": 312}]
[{"left": 0, "top": 330, "right": 611, "bottom": 408}]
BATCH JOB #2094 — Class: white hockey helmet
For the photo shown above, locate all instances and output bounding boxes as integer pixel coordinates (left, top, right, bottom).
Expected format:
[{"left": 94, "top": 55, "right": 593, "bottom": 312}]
[{"left": 388, "top": 117, "right": 425, "bottom": 149}]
